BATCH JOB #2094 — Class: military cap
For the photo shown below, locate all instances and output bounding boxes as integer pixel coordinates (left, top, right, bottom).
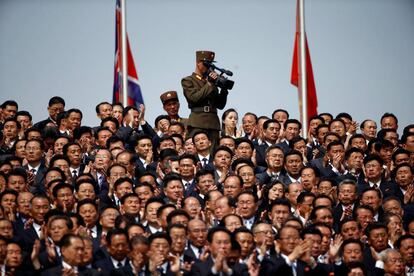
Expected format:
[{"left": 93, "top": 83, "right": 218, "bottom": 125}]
[
  {"left": 196, "top": 50, "right": 215, "bottom": 63},
  {"left": 160, "top": 91, "right": 179, "bottom": 105}
]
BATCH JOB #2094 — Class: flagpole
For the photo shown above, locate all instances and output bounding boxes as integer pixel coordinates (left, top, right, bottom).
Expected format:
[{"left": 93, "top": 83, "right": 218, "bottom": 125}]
[
  {"left": 120, "top": 0, "right": 128, "bottom": 107},
  {"left": 299, "top": 0, "right": 308, "bottom": 138}
]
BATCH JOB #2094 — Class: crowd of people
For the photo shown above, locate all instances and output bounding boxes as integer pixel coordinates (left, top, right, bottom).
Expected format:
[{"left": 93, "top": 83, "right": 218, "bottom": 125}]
[{"left": 0, "top": 52, "right": 413, "bottom": 276}]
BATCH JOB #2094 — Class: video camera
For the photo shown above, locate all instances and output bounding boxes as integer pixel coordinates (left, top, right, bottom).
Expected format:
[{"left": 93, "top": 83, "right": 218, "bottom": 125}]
[{"left": 203, "top": 61, "right": 235, "bottom": 90}]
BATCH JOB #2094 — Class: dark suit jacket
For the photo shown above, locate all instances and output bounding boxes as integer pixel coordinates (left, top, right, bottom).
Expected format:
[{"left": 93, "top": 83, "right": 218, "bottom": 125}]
[
  {"left": 309, "top": 158, "right": 339, "bottom": 179},
  {"left": 275, "top": 140, "right": 290, "bottom": 155},
  {"left": 357, "top": 178, "right": 396, "bottom": 198},
  {"left": 333, "top": 203, "right": 358, "bottom": 232},
  {"left": 190, "top": 255, "right": 248, "bottom": 276},
  {"left": 24, "top": 161, "right": 48, "bottom": 195},
  {"left": 254, "top": 143, "right": 269, "bottom": 168},
  {"left": 42, "top": 264, "right": 102, "bottom": 276},
  {"left": 94, "top": 256, "right": 131, "bottom": 274},
  {"left": 260, "top": 256, "right": 326, "bottom": 276}
]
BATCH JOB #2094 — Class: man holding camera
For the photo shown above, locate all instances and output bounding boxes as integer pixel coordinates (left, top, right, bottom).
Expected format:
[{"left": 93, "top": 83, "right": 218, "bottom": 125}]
[{"left": 182, "top": 50, "right": 229, "bottom": 151}]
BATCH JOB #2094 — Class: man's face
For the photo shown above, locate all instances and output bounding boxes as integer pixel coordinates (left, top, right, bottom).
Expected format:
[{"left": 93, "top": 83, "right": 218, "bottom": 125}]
[
  {"left": 55, "top": 187, "right": 75, "bottom": 211},
  {"left": 135, "top": 186, "right": 153, "bottom": 206},
  {"left": 284, "top": 154, "right": 303, "bottom": 176},
  {"left": 394, "top": 153, "right": 410, "bottom": 166},
  {"left": 286, "top": 183, "right": 303, "bottom": 206},
  {"left": 350, "top": 137, "right": 367, "bottom": 152},
  {"left": 361, "top": 120, "right": 377, "bottom": 140},
  {"left": 384, "top": 131, "right": 399, "bottom": 147},
  {"left": 6, "top": 243, "right": 22, "bottom": 268},
  {"left": 301, "top": 168, "right": 317, "bottom": 191},
  {"left": 94, "top": 150, "right": 112, "bottom": 171},
  {"left": 356, "top": 209, "right": 374, "bottom": 230},
  {"left": 193, "top": 133, "right": 211, "bottom": 152},
  {"left": 30, "top": 197, "right": 50, "bottom": 224},
  {"left": 67, "top": 144, "right": 82, "bottom": 167},
  {"left": 236, "top": 194, "right": 257, "bottom": 219},
  {"left": 346, "top": 152, "right": 364, "bottom": 172},
  {"left": 210, "top": 231, "right": 232, "bottom": 258},
  {"left": 1, "top": 194, "right": 16, "bottom": 213},
  {"left": 67, "top": 112, "right": 82, "bottom": 130},
  {"left": 98, "top": 104, "right": 113, "bottom": 119},
  {"left": 309, "top": 119, "right": 322, "bottom": 136},
  {"left": 136, "top": 139, "right": 152, "bottom": 159},
  {"left": 187, "top": 220, "right": 207, "bottom": 247},
  {"left": 379, "top": 147, "right": 393, "bottom": 164},
  {"left": 145, "top": 202, "right": 162, "bottom": 224},
  {"left": 315, "top": 208, "right": 334, "bottom": 227},
  {"left": 48, "top": 103, "right": 64, "bottom": 121},
  {"left": 114, "top": 182, "right": 133, "bottom": 199},
  {"left": 242, "top": 115, "right": 256, "bottom": 134},
  {"left": 0, "top": 220, "right": 13, "bottom": 239},
  {"left": 278, "top": 227, "right": 300, "bottom": 255},
  {"left": 384, "top": 251, "right": 405, "bottom": 276},
  {"left": 214, "top": 197, "right": 233, "bottom": 220},
  {"left": 54, "top": 137, "right": 68, "bottom": 155},
  {"left": 164, "top": 180, "right": 184, "bottom": 202},
  {"left": 48, "top": 219, "right": 70, "bottom": 244},
  {"left": 16, "top": 115, "right": 31, "bottom": 131},
  {"left": 3, "top": 121, "right": 18, "bottom": 139},
  {"left": 163, "top": 100, "right": 180, "bottom": 117},
  {"left": 7, "top": 175, "right": 26, "bottom": 193},
  {"left": 360, "top": 190, "right": 381, "bottom": 212},
  {"left": 327, "top": 144, "right": 345, "bottom": 163},
  {"left": 169, "top": 227, "right": 186, "bottom": 254},
  {"left": 100, "top": 208, "right": 120, "bottom": 230},
  {"left": 223, "top": 176, "right": 242, "bottom": 199},
  {"left": 235, "top": 142, "right": 253, "bottom": 159},
  {"left": 316, "top": 127, "right": 329, "bottom": 145},
  {"left": 108, "top": 234, "right": 130, "bottom": 261},
  {"left": 304, "top": 233, "right": 321, "bottom": 258},
  {"left": 285, "top": 123, "right": 300, "bottom": 141},
  {"left": 273, "top": 111, "right": 288, "bottom": 125},
  {"left": 266, "top": 148, "right": 284, "bottom": 170},
  {"left": 368, "top": 228, "right": 388, "bottom": 252},
  {"left": 76, "top": 183, "right": 96, "bottom": 201},
  {"left": 179, "top": 158, "right": 195, "bottom": 179},
  {"left": 383, "top": 199, "right": 403, "bottom": 217},
  {"left": 17, "top": 192, "right": 32, "bottom": 216},
  {"left": 381, "top": 117, "right": 398, "bottom": 130},
  {"left": 253, "top": 223, "right": 274, "bottom": 247},
  {"left": 235, "top": 232, "right": 254, "bottom": 259},
  {"left": 219, "top": 138, "right": 235, "bottom": 153},
  {"left": 395, "top": 165, "right": 413, "bottom": 188},
  {"left": 269, "top": 204, "right": 290, "bottom": 229},
  {"left": 342, "top": 243, "right": 363, "bottom": 263},
  {"left": 78, "top": 203, "right": 98, "bottom": 227},
  {"left": 2, "top": 105, "right": 17, "bottom": 119},
  {"left": 364, "top": 160, "right": 382, "bottom": 181},
  {"left": 96, "top": 130, "right": 112, "bottom": 148},
  {"left": 341, "top": 221, "right": 361, "bottom": 240},
  {"left": 264, "top": 122, "right": 280, "bottom": 143},
  {"left": 183, "top": 197, "right": 201, "bottom": 219},
  {"left": 213, "top": 150, "right": 231, "bottom": 170},
  {"left": 197, "top": 174, "right": 214, "bottom": 195},
  {"left": 122, "top": 196, "right": 140, "bottom": 215},
  {"left": 330, "top": 121, "right": 346, "bottom": 138},
  {"left": 338, "top": 184, "right": 357, "bottom": 206},
  {"left": 25, "top": 141, "right": 43, "bottom": 163},
  {"left": 403, "top": 135, "right": 414, "bottom": 152},
  {"left": 399, "top": 238, "right": 414, "bottom": 265}
]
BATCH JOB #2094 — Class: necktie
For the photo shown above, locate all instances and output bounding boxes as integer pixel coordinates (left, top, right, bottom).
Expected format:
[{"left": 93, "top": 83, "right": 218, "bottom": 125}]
[
  {"left": 98, "top": 175, "right": 104, "bottom": 188},
  {"left": 373, "top": 183, "right": 378, "bottom": 189},
  {"left": 292, "top": 261, "right": 297, "bottom": 276},
  {"left": 198, "top": 247, "right": 203, "bottom": 258},
  {"left": 117, "top": 261, "right": 123, "bottom": 268},
  {"left": 31, "top": 168, "right": 37, "bottom": 175},
  {"left": 72, "top": 170, "right": 78, "bottom": 180},
  {"left": 344, "top": 205, "right": 352, "bottom": 218},
  {"left": 202, "top": 157, "right": 208, "bottom": 167}
]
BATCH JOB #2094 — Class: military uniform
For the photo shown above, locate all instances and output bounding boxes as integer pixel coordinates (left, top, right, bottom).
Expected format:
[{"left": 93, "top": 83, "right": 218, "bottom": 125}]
[{"left": 181, "top": 51, "right": 228, "bottom": 150}]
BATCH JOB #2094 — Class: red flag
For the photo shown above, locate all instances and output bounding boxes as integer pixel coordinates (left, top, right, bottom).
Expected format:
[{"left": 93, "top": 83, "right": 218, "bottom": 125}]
[{"left": 291, "top": 2, "right": 318, "bottom": 121}]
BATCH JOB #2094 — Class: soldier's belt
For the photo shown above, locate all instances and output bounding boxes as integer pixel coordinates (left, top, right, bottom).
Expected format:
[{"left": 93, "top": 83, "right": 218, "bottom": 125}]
[{"left": 191, "top": 106, "right": 217, "bottom": 113}]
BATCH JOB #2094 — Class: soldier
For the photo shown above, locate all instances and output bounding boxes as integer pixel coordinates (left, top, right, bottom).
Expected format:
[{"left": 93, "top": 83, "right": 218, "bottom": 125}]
[
  {"left": 159, "top": 90, "right": 188, "bottom": 126},
  {"left": 182, "top": 50, "right": 229, "bottom": 151}
]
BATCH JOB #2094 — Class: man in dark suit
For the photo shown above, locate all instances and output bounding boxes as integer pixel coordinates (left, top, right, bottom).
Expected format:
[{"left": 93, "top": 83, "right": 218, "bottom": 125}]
[
  {"left": 260, "top": 225, "right": 324, "bottom": 276},
  {"left": 333, "top": 179, "right": 359, "bottom": 232},
  {"left": 34, "top": 96, "right": 65, "bottom": 130},
  {"left": 276, "top": 119, "right": 302, "bottom": 155},
  {"left": 178, "top": 154, "right": 197, "bottom": 196},
  {"left": 256, "top": 145, "right": 285, "bottom": 185},
  {"left": 254, "top": 119, "right": 281, "bottom": 167},
  {"left": 24, "top": 139, "right": 48, "bottom": 194},
  {"left": 357, "top": 154, "right": 397, "bottom": 199},
  {"left": 42, "top": 233, "right": 101, "bottom": 276},
  {"left": 182, "top": 50, "right": 229, "bottom": 150},
  {"left": 190, "top": 227, "right": 248, "bottom": 276},
  {"left": 94, "top": 229, "right": 132, "bottom": 274}
]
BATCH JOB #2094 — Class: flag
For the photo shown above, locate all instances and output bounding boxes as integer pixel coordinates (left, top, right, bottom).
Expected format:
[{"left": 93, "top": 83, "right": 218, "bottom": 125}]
[
  {"left": 291, "top": 0, "right": 318, "bottom": 120},
  {"left": 112, "top": 0, "right": 144, "bottom": 107}
]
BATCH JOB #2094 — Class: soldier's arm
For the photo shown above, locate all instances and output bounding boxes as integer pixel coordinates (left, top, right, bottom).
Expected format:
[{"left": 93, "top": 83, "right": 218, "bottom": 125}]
[{"left": 182, "top": 77, "right": 215, "bottom": 104}]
